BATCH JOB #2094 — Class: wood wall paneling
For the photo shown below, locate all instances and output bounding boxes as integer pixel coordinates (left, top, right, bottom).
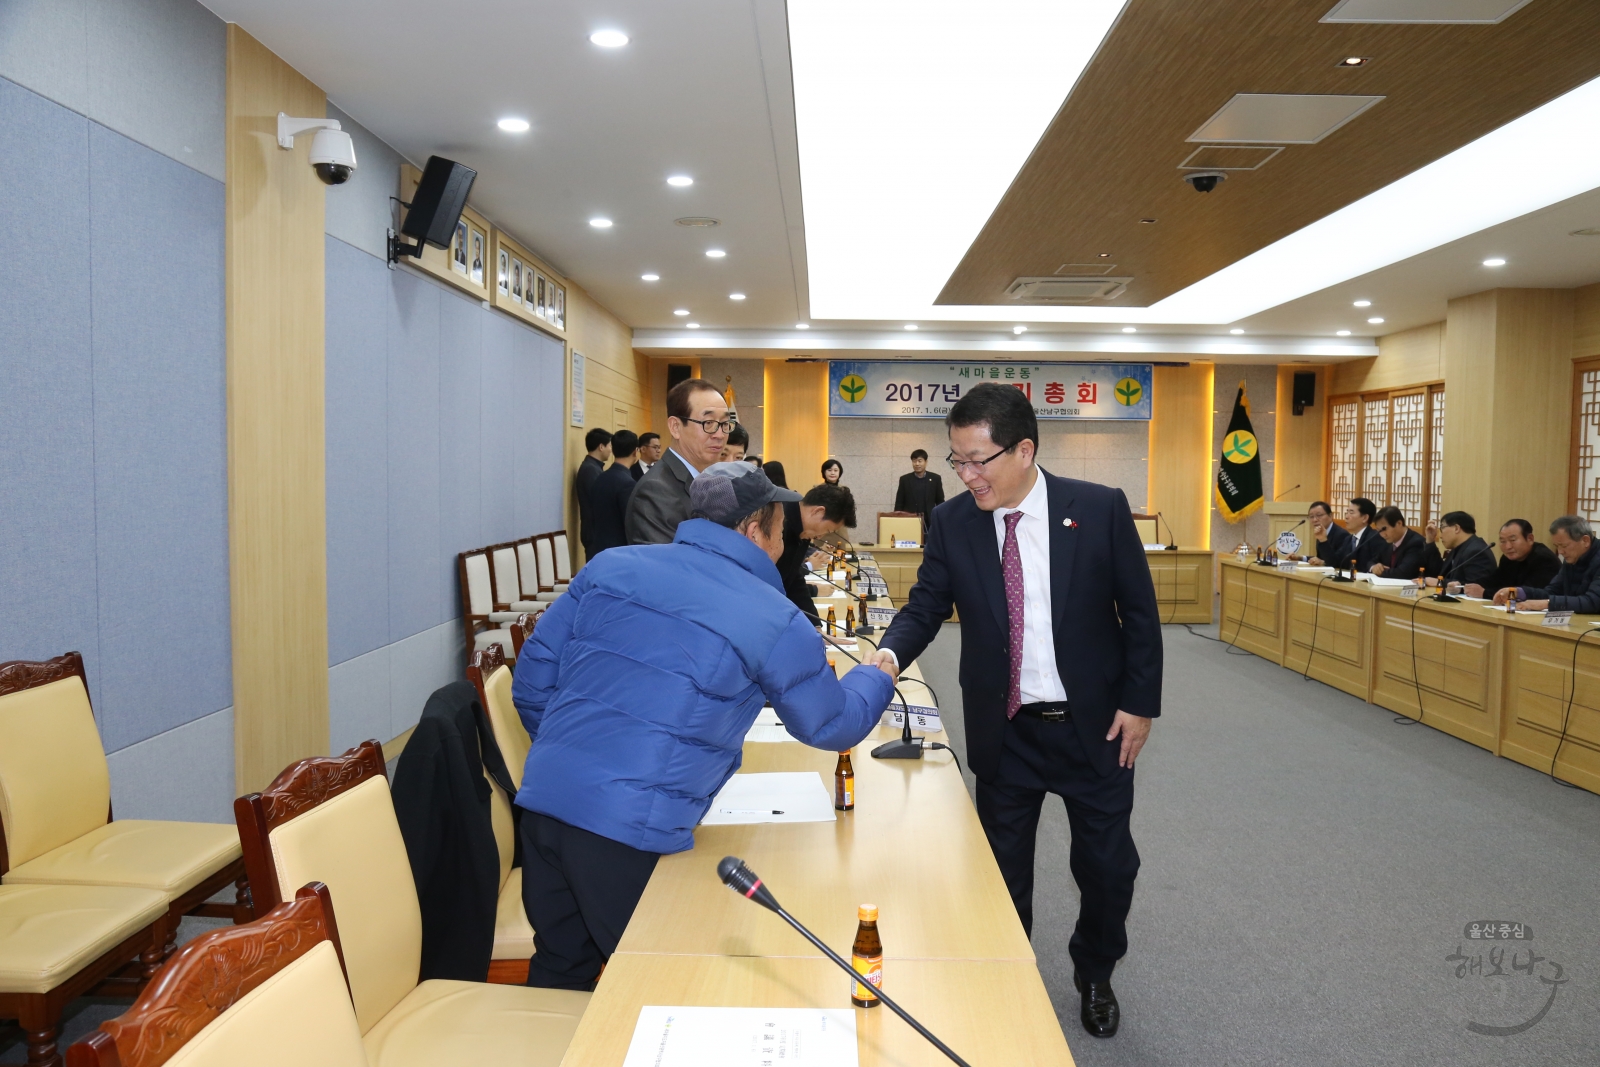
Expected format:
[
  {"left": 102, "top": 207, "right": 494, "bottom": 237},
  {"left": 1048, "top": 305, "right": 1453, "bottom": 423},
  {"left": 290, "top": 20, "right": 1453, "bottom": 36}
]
[
  {"left": 1147, "top": 364, "right": 1213, "bottom": 548},
  {"left": 1572, "top": 282, "right": 1600, "bottom": 360},
  {"left": 1331, "top": 322, "right": 1444, "bottom": 396},
  {"left": 763, "top": 360, "right": 830, "bottom": 496},
  {"left": 1273, "top": 365, "right": 1327, "bottom": 502},
  {"left": 225, "top": 25, "right": 330, "bottom": 792}
]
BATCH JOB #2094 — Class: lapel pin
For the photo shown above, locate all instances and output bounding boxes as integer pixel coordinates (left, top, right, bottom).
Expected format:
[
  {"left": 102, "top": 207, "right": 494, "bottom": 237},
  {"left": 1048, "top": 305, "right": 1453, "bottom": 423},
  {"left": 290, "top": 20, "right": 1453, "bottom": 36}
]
[{"left": 1062, "top": 518, "right": 1078, "bottom": 529}]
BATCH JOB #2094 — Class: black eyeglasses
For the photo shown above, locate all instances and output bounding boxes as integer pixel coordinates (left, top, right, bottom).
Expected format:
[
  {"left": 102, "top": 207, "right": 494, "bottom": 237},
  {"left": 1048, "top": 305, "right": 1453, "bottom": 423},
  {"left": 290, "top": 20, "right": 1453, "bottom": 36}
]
[
  {"left": 680, "top": 417, "right": 736, "bottom": 435},
  {"left": 947, "top": 445, "right": 1013, "bottom": 474}
]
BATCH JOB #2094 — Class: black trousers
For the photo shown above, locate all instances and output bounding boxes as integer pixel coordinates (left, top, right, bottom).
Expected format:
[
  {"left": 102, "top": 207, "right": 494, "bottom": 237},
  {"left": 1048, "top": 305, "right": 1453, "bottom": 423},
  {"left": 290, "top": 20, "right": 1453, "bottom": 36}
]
[
  {"left": 974, "top": 713, "right": 1139, "bottom": 983},
  {"left": 518, "top": 810, "right": 659, "bottom": 991}
]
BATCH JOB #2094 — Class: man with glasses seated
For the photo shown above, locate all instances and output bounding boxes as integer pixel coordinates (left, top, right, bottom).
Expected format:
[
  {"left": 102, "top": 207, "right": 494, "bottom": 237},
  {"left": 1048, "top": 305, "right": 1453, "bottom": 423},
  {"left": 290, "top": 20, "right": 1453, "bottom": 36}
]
[
  {"left": 1417, "top": 511, "right": 1495, "bottom": 591},
  {"left": 626, "top": 378, "right": 734, "bottom": 544}
]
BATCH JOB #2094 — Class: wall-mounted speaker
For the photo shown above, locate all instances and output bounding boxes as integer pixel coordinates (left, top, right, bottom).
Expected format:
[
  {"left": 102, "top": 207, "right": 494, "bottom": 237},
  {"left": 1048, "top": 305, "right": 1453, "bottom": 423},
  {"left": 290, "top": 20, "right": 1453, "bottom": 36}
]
[
  {"left": 1292, "top": 371, "right": 1316, "bottom": 416},
  {"left": 666, "top": 364, "right": 693, "bottom": 391},
  {"left": 401, "top": 156, "right": 477, "bottom": 249}
]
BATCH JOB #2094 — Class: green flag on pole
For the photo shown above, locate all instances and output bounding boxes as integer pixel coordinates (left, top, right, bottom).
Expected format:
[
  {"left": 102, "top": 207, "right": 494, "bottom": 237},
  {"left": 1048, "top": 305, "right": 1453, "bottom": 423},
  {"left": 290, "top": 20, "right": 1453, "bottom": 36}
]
[{"left": 1215, "top": 382, "right": 1263, "bottom": 523}]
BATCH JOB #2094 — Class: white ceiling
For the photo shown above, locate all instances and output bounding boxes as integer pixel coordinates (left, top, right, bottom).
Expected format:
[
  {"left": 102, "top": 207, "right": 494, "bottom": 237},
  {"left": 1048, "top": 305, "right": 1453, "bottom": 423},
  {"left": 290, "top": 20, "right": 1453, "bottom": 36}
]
[{"left": 202, "top": 0, "right": 1600, "bottom": 349}]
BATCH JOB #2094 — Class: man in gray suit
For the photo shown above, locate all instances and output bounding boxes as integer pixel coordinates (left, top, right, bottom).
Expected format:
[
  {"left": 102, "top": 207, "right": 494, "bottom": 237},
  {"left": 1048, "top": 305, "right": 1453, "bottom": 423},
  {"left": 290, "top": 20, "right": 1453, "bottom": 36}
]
[{"left": 626, "top": 378, "right": 732, "bottom": 544}]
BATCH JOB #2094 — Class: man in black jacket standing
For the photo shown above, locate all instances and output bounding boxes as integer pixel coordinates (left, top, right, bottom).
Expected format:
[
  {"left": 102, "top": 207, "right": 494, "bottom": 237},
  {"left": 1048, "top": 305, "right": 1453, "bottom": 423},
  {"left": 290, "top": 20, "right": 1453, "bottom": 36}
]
[
  {"left": 1465, "top": 519, "right": 1562, "bottom": 598},
  {"left": 775, "top": 483, "right": 856, "bottom": 622},
  {"left": 893, "top": 449, "right": 945, "bottom": 524},
  {"left": 575, "top": 428, "right": 612, "bottom": 559},
  {"left": 868, "top": 384, "right": 1160, "bottom": 1040},
  {"left": 1368, "top": 506, "right": 1427, "bottom": 578},
  {"left": 587, "top": 430, "right": 639, "bottom": 556}
]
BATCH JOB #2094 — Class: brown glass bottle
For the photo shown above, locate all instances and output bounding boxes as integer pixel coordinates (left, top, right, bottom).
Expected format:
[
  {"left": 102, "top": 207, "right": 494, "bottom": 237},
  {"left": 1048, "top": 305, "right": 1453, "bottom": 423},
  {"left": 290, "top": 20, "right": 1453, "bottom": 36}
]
[
  {"left": 827, "top": 606, "right": 838, "bottom": 635},
  {"left": 851, "top": 904, "right": 882, "bottom": 1007},
  {"left": 846, "top": 606, "right": 856, "bottom": 634},
  {"left": 834, "top": 751, "right": 854, "bottom": 810}
]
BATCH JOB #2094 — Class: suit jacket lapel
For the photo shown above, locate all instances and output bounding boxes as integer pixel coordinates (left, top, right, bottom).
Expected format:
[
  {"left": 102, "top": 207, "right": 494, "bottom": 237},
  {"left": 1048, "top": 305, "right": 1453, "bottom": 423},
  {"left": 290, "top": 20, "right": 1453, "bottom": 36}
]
[
  {"left": 967, "top": 505, "right": 1010, "bottom": 634},
  {"left": 1045, "top": 471, "right": 1076, "bottom": 633}
]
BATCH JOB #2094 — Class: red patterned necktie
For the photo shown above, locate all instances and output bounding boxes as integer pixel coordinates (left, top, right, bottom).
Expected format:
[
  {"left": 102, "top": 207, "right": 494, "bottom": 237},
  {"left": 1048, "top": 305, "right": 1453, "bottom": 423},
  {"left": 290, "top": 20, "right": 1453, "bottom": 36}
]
[{"left": 1002, "top": 511, "right": 1025, "bottom": 719}]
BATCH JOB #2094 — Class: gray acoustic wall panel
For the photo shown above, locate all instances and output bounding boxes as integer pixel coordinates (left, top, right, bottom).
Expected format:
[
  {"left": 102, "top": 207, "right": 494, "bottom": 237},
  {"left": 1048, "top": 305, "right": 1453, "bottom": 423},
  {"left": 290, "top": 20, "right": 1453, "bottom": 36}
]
[
  {"left": 324, "top": 102, "right": 406, "bottom": 262},
  {"left": 0, "top": 0, "right": 225, "bottom": 181}
]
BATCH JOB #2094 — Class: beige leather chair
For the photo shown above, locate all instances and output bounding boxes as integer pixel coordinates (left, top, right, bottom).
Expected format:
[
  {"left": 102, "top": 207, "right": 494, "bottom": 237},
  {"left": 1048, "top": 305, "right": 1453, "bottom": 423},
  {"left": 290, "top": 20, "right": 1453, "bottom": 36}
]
[
  {"left": 532, "top": 536, "right": 568, "bottom": 598},
  {"left": 878, "top": 512, "right": 924, "bottom": 547},
  {"left": 233, "top": 742, "right": 587, "bottom": 1067},
  {"left": 2, "top": 883, "right": 170, "bottom": 1067},
  {"left": 457, "top": 551, "right": 519, "bottom": 663},
  {"left": 1130, "top": 513, "right": 1161, "bottom": 544},
  {"left": 67, "top": 884, "right": 367, "bottom": 1067},
  {"left": 550, "top": 532, "right": 573, "bottom": 588},
  {"left": 466, "top": 646, "right": 536, "bottom": 983},
  {"left": 490, "top": 541, "right": 552, "bottom": 619},
  {"left": 0, "top": 654, "right": 248, "bottom": 950},
  {"left": 515, "top": 540, "right": 560, "bottom": 605}
]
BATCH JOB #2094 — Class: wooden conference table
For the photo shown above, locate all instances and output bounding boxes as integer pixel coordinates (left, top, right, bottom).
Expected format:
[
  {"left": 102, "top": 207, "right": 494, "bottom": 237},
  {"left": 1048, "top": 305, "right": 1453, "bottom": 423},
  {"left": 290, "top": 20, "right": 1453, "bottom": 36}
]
[
  {"left": 1218, "top": 557, "right": 1600, "bottom": 794},
  {"left": 558, "top": 627, "right": 1079, "bottom": 1067}
]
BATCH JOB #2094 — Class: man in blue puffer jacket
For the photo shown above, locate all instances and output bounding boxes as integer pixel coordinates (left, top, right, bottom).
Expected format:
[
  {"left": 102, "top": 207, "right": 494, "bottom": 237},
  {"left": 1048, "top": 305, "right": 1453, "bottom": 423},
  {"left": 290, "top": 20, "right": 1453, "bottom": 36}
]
[{"left": 511, "top": 461, "right": 898, "bottom": 990}]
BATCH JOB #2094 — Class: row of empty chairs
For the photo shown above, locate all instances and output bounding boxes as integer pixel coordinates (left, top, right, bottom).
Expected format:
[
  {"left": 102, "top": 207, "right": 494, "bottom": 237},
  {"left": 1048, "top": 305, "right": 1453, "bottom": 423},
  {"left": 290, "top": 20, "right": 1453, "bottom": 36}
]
[
  {"left": 3, "top": 645, "right": 577, "bottom": 1067},
  {"left": 459, "top": 531, "right": 571, "bottom": 663}
]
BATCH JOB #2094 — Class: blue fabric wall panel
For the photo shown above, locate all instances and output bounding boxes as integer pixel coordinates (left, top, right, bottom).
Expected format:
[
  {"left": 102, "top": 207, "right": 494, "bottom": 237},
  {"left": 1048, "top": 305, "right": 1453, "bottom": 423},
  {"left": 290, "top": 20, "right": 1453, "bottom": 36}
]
[
  {"left": 88, "top": 124, "right": 229, "bottom": 750},
  {"left": 533, "top": 332, "right": 567, "bottom": 532},
  {"left": 479, "top": 313, "right": 518, "bottom": 547},
  {"left": 0, "top": 78, "right": 99, "bottom": 675},
  {"left": 325, "top": 236, "right": 391, "bottom": 665},
  {"left": 512, "top": 329, "right": 543, "bottom": 536},
  {"left": 386, "top": 272, "right": 443, "bottom": 642},
  {"left": 437, "top": 290, "right": 483, "bottom": 615}
]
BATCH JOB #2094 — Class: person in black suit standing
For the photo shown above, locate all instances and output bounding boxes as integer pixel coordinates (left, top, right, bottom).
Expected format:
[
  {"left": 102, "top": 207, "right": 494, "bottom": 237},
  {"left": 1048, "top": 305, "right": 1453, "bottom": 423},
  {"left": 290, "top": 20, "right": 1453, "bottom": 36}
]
[
  {"left": 893, "top": 449, "right": 945, "bottom": 524},
  {"left": 575, "top": 428, "right": 612, "bottom": 559},
  {"left": 869, "top": 384, "right": 1161, "bottom": 1040},
  {"left": 586, "top": 430, "right": 639, "bottom": 556}
]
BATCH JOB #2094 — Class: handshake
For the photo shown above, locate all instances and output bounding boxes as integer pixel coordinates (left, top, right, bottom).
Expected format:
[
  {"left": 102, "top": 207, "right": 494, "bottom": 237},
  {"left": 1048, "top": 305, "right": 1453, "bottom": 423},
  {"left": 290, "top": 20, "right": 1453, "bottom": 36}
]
[{"left": 861, "top": 647, "right": 900, "bottom": 682}]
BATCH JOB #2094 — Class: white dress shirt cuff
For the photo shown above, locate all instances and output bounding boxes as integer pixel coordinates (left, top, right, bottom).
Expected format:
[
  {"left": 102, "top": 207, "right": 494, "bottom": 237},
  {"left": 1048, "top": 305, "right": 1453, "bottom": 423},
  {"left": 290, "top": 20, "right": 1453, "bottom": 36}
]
[{"left": 877, "top": 647, "right": 899, "bottom": 670}]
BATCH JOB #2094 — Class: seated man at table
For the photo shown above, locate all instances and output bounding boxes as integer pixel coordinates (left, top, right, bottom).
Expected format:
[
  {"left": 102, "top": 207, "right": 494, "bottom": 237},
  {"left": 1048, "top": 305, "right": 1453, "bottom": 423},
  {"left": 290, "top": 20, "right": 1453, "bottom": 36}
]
[
  {"left": 1464, "top": 519, "right": 1562, "bottom": 598},
  {"left": 1418, "top": 510, "right": 1495, "bottom": 589},
  {"left": 1492, "top": 515, "right": 1600, "bottom": 613},
  {"left": 777, "top": 483, "right": 857, "bottom": 623},
  {"left": 1342, "top": 497, "right": 1384, "bottom": 572},
  {"left": 1304, "top": 500, "right": 1353, "bottom": 565},
  {"left": 509, "top": 461, "right": 896, "bottom": 991},
  {"left": 1368, "top": 506, "right": 1426, "bottom": 577}
]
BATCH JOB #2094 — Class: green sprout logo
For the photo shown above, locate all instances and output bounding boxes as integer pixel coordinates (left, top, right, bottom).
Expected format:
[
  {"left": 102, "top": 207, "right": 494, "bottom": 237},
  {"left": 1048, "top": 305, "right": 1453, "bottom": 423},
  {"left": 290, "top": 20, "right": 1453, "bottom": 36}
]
[
  {"left": 1115, "top": 378, "right": 1143, "bottom": 405},
  {"left": 839, "top": 375, "right": 867, "bottom": 403}
]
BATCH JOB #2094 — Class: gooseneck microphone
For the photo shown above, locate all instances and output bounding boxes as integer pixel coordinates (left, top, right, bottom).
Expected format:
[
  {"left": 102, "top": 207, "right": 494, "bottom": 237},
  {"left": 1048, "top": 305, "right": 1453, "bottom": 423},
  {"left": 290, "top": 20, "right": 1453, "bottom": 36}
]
[
  {"left": 1156, "top": 511, "right": 1178, "bottom": 550},
  {"left": 716, "top": 857, "right": 975, "bottom": 1067},
  {"left": 807, "top": 569, "right": 875, "bottom": 634},
  {"left": 1427, "top": 536, "right": 1494, "bottom": 603},
  {"left": 799, "top": 609, "right": 923, "bottom": 760}
]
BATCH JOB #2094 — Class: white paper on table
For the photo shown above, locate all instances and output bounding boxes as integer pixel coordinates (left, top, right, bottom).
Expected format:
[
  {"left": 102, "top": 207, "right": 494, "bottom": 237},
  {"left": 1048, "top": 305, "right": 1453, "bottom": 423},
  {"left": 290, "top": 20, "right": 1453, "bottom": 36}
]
[
  {"left": 622, "top": 1006, "right": 858, "bottom": 1067},
  {"left": 700, "top": 772, "right": 836, "bottom": 825},
  {"left": 1357, "top": 573, "right": 1417, "bottom": 587},
  {"left": 744, "top": 708, "right": 795, "bottom": 744}
]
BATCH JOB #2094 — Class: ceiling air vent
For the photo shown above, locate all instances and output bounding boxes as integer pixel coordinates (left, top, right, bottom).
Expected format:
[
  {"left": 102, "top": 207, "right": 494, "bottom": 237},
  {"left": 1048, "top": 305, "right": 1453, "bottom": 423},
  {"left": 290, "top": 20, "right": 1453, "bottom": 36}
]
[{"left": 1005, "top": 276, "right": 1130, "bottom": 303}]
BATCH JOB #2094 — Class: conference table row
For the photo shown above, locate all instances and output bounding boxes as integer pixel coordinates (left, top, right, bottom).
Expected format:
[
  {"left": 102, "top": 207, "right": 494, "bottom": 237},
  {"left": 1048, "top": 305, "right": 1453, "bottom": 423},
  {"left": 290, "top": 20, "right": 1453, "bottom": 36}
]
[
  {"left": 557, "top": 586, "right": 1081, "bottom": 1066},
  {"left": 1218, "top": 557, "right": 1600, "bottom": 794}
]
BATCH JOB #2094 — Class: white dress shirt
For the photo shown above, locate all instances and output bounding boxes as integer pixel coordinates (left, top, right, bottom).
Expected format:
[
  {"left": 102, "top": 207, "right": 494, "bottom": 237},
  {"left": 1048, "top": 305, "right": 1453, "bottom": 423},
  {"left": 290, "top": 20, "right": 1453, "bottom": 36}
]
[
  {"left": 994, "top": 470, "right": 1069, "bottom": 704},
  {"left": 669, "top": 448, "right": 701, "bottom": 478}
]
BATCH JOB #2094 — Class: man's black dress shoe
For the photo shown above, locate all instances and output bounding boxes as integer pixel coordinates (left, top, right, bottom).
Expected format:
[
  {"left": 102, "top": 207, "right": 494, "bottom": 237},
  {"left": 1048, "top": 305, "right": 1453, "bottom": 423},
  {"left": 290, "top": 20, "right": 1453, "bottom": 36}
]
[{"left": 1073, "top": 971, "right": 1120, "bottom": 1038}]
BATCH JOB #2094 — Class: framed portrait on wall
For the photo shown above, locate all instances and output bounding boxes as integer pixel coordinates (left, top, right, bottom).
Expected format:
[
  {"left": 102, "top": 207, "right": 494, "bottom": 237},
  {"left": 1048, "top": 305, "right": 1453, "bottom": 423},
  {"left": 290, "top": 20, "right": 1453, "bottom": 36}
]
[
  {"left": 512, "top": 260, "right": 523, "bottom": 304},
  {"left": 489, "top": 227, "right": 569, "bottom": 338},
  {"left": 452, "top": 220, "right": 469, "bottom": 276},
  {"left": 470, "top": 228, "right": 485, "bottom": 285},
  {"left": 554, "top": 285, "right": 565, "bottom": 330},
  {"left": 497, "top": 249, "right": 509, "bottom": 296},
  {"left": 535, "top": 274, "right": 547, "bottom": 320}
]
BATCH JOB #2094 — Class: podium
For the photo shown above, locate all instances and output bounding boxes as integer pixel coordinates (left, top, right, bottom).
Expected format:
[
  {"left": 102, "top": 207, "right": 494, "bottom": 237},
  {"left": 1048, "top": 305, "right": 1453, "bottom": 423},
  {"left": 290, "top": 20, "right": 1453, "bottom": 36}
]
[{"left": 1265, "top": 501, "right": 1311, "bottom": 550}]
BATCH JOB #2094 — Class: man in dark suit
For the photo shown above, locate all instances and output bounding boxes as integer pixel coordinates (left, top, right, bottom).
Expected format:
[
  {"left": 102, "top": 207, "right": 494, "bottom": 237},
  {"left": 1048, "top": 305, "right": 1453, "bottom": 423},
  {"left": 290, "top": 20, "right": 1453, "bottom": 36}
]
[
  {"left": 626, "top": 379, "right": 730, "bottom": 544},
  {"left": 1369, "top": 506, "right": 1427, "bottom": 578},
  {"left": 1419, "top": 510, "right": 1495, "bottom": 590},
  {"left": 1305, "top": 500, "right": 1353, "bottom": 567},
  {"left": 870, "top": 384, "right": 1161, "bottom": 1040},
  {"left": 776, "top": 484, "right": 856, "bottom": 622},
  {"left": 587, "top": 430, "right": 639, "bottom": 556},
  {"left": 1344, "top": 497, "right": 1385, "bottom": 572},
  {"left": 893, "top": 449, "right": 945, "bottom": 524},
  {"left": 575, "top": 428, "right": 612, "bottom": 559}
]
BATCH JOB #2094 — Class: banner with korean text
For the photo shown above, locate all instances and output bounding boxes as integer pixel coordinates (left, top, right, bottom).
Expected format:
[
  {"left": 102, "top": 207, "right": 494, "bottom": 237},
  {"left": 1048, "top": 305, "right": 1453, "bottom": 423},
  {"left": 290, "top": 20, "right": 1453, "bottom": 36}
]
[{"left": 828, "top": 360, "right": 1152, "bottom": 420}]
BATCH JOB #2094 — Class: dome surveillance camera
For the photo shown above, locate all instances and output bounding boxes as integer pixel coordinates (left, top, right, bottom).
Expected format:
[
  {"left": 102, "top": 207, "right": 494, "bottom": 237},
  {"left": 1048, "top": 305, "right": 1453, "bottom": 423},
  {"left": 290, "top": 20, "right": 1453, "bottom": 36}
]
[
  {"left": 1183, "top": 170, "right": 1226, "bottom": 193},
  {"left": 310, "top": 128, "right": 357, "bottom": 185}
]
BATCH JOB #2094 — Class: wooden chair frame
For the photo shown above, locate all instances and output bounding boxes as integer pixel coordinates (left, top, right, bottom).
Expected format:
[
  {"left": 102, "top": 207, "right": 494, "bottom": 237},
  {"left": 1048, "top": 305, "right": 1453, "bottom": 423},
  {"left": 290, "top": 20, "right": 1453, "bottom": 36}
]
[
  {"left": 0, "top": 654, "right": 251, "bottom": 947},
  {"left": 509, "top": 613, "right": 538, "bottom": 657},
  {"left": 65, "top": 884, "right": 348, "bottom": 1067},
  {"left": 231, "top": 741, "right": 388, "bottom": 916},
  {"left": 465, "top": 644, "right": 508, "bottom": 712}
]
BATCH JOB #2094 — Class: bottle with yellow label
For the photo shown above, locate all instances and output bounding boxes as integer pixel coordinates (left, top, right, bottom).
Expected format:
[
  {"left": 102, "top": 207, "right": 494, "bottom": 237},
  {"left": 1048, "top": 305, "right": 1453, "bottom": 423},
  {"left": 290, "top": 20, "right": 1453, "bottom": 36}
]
[
  {"left": 835, "top": 751, "right": 854, "bottom": 811},
  {"left": 846, "top": 606, "right": 856, "bottom": 635},
  {"left": 851, "top": 904, "right": 882, "bottom": 1007},
  {"left": 827, "top": 606, "right": 837, "bottom": 635}
]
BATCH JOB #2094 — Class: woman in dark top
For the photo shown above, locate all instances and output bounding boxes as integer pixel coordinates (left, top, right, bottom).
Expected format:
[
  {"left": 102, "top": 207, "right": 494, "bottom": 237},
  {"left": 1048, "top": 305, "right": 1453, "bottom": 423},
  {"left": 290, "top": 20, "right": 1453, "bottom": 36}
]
[{"left": 821, "top": 459, "right": 843, "bottom": 487}]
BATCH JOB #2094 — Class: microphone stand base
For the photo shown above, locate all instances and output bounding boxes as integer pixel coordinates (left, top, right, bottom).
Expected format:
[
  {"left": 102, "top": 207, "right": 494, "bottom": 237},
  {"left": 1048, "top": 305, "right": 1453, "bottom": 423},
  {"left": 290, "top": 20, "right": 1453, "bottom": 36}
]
[
  {"left": 1331, "top": 576, "right": 1356, "bottom": 583},
  {"left": 871, "top": 737, "right": 924, "bottom": 760},
  {"left": 1162, "top": 544, "right": 1178, "bottom": 551}
]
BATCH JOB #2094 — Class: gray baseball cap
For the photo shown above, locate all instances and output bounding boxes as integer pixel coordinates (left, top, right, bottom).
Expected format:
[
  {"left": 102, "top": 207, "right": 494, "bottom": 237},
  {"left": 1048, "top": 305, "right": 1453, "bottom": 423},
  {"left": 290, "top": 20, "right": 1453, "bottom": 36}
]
[{"left": 690, "top": 461, "right": 800, "bottom": 527}]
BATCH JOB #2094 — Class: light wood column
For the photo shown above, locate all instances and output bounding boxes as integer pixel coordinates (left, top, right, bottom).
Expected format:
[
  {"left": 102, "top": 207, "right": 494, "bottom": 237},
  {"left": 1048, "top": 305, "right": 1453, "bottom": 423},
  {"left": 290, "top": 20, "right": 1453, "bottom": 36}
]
[
  {"left": 1148, "top": 363, "right": 1214, "bottom": 548},
  {"left": 1273, "top": 365, "right": 1328, "bottom": 502},
  {"left": 1443, "top": 288, "right": 1574, "bottom": 531},
  {"left": 226, "top": 26, "right": 329, "bottom": 792},
  {"left": 763, "top": 359, "right": 829, "bottom": 486}
]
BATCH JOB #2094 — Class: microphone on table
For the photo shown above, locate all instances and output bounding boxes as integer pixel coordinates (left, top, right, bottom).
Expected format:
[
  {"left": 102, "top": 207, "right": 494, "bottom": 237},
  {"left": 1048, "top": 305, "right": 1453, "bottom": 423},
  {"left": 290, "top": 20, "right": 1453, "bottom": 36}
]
[
  {"left": 801, "top": 610, "right": 923, "bottom": 760},
  {"left": 716, "top": 857, "right": 975, "bottom": 1067},
  {"left": 1427, "top": 536, "right": 1493, "bottom": 604},
  {"left": 807, "top": 570, "right": 876, "bottom": 634},
  {"left": 1156, "top": 511, "right": 1178, "bottom": 550}
]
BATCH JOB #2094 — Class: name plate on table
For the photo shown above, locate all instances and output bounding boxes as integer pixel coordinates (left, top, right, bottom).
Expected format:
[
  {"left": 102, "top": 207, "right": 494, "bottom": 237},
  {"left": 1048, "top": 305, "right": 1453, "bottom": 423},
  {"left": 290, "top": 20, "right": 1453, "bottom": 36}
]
[
  {"left": 1400, "top": 584, "right": 1420, "bottom": 599},
  {"left": 857, "top": 579, "right": 889, "bottom": 597},
  {"left": 1543, "top": 611, "right": 1574, "bottom": 627},
  {"left": 884, "top": 703, "right": 941, "bottom": 732},
  {"left": 894, "top": 538, "right": 920, "bottom": 548},
  {"left": 866, "top": 606, "right": 897, "bottom": 627}
]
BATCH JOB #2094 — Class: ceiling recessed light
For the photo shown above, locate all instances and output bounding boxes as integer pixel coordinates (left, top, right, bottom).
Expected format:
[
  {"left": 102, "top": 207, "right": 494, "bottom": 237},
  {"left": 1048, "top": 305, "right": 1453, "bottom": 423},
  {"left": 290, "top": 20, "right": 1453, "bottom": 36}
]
[
  {"left": 666, "top": 175, "right": 694, "bottom": 187},
  {"left": 589, "top": 217, "right": 613, "bottom": 229},
  {"left": 1230, "top": 328, "right": 1245, "bottom": 335},
  {"left": 1097, "top": 252, "right": 1112, "bottom": 258},
  {"left": 1483, "top": 257, "right": 1506, "bottom": 266},
  {"left": 1139, "top": 218, "right": 1157, "bottom": 224},
  {"left": 705, "top": 249, "right": 726, "bottom": 258},
  {"left": 1013, "top": 326, "right": 1028, "bottom": 335},
  {"left": 497, "top": 117, "right": 530, "bottom": 133},
  {"left": 795, "top": 323, "right": 810, "bottom": 329},
  {"left": 641, "top": 273, "right": 659, "bottom": 282},
  {"left": 904, "top": 324, "right": 918, "bottom": 330},
  {"left": 673, "top": 309, "right": 689, "bottom": 316},
  {"left": 1570, "top": 228, "right": 1600, "bottom": 236},
  {"left": 1353, "top": 299, "right": 1371, "bottom": 307},
  {"left": 686, "top": 322, "right": 701, "bottom": 329},
  {"left": 1121, "top": 326, "right": 1137, "bottom": 333},
  {"left": 1337, "top": 330, "right": 1352, "bottom": 336},
  {"left": 1338, "top": 56, "right": 1369, "bottom": 67},
  {"left": 729, "top": 292, "right": 746, "bottom": 300},
  {"left": 675, "top": 217, "right": 720, "bottom": 227},
  {"left": 589, "top": 29, "right": 628, "bottom": 48},
  {"left": 1367, "top": 317, "right": 1385, "bottom": 324}
]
